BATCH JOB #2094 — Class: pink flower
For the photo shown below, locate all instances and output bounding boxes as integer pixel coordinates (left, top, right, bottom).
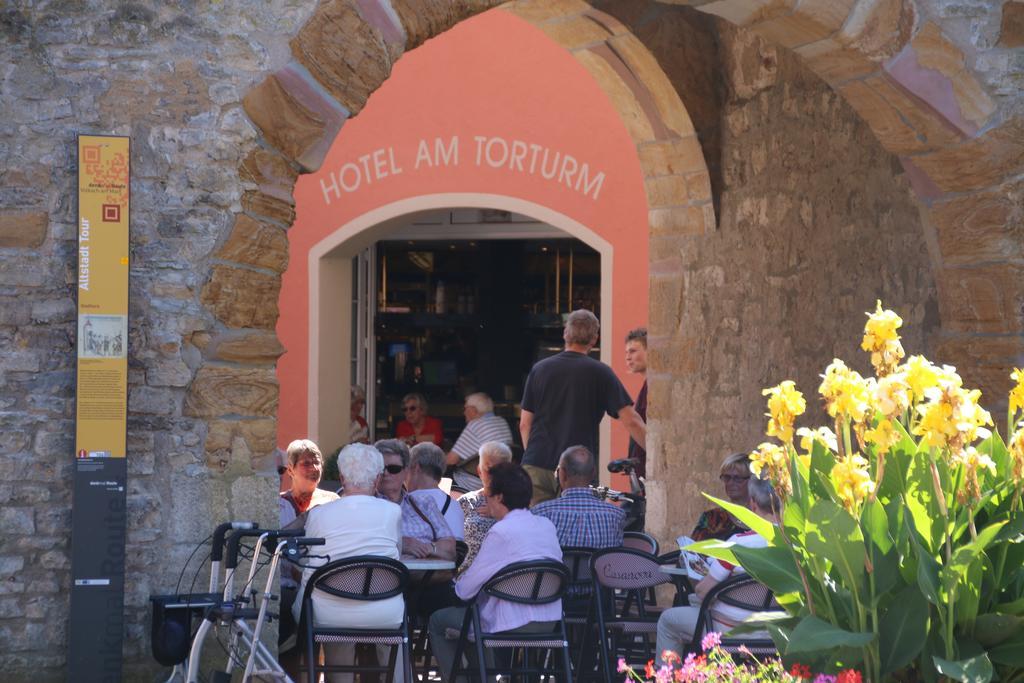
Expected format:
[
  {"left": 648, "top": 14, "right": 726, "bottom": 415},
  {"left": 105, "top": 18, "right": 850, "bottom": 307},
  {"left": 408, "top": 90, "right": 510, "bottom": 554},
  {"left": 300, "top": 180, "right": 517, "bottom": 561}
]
[
  {"left": 813, "top": 676, "right": 837, "bottom": 683},
  {"left": 655, "top": 664, "right": 674, "bottom": 683},
  {"left": 617, "top": 658, "right": 629, "bottom": 673},
  {"left": 701, "top": 631, "right": 722, "bottom": 652}
]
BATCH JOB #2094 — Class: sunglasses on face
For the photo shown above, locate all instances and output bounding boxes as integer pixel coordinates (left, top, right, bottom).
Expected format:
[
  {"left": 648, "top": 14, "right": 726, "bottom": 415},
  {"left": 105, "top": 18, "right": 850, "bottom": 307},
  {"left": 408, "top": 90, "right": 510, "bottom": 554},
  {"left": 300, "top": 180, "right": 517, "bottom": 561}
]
[
  {"left": 384, "top": 464, "right": 405, "bottom": 475},
  {"left": 403, "top": 406, "right": 418, "bottom": 413},
  {"left": 720, "top": 474, "right": 750, "bottom": 483}
]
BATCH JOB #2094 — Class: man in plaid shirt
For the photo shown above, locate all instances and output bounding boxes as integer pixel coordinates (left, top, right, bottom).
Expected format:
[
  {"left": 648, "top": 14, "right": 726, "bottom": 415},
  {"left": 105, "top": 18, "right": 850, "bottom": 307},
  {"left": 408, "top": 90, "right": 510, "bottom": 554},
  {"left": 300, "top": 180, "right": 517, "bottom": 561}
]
[{"left": 531, "top": 445, "right": 625, "bottom": 548}]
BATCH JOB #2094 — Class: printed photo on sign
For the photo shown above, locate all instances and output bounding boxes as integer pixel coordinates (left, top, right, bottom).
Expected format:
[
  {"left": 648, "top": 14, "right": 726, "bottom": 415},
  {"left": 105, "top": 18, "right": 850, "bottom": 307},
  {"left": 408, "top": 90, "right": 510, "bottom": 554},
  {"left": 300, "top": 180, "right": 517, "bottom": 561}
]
[{"left": 78, "top": 314, "right": 127, "bottom": 359}]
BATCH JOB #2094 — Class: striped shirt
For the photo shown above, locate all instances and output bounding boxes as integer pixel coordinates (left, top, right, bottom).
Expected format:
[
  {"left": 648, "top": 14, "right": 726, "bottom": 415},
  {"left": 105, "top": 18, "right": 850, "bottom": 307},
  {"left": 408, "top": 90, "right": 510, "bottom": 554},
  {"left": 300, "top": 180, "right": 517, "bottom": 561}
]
[
  {"left": 451, "top": 413, "right": 513, "bottom": 491},
  {"left": 531, "top": 487, "right": 626, "bottom": 549}
]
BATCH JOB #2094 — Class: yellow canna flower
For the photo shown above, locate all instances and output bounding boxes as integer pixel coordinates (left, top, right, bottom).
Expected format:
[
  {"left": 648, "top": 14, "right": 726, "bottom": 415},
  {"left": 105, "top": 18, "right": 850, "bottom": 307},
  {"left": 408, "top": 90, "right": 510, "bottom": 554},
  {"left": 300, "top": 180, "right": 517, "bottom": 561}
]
[
  {"left": 819, "top": 360, "right": 872, "bottom": 424},
  {"left": 1009, "top": 423, "right": 1024, "bottom": 486},
  {"left": 763, "top": 380, "right": 806, "bottom": 444},
  {"left": 950, "top": 446, "right": 996, "bottom": 505},
  {"left": 1010, "top": 368, "right": 1024, "bottom": 420},
  {"left": 864, "top": 418, "right": 900, "bottom": 455},
  {"left": 874, "top": 372, "right": 911, "bottom": 419},
  {"left": 749, "top": 442, "right": 792, "bottom": 498},
  {"left": 797, "top": 426, "right": 838, "bottom": 455},
  {"left": 862, "top": 302, "right": 905, "bottom": 377},
  {"left": 914, "top": 382, "right": 992, "bottom": 453},
  {"left": 902, "top": 355, "right": 945, "bottom": 404},
  {"left": 831, "top": 454, "right": 875, "bottom": 513}
]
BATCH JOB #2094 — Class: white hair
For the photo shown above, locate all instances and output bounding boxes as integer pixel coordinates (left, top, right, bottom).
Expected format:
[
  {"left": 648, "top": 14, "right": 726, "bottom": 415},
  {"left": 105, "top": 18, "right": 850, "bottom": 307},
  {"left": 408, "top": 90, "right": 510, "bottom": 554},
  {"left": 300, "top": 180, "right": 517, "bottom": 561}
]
[
  {"left": 351, "top": 385, "right": 366, "bottom": 402},
  {"left": 337, "top": 443, "right": 384, "bottom": 489},
  {"left": 478, "top": 441, "right": 512, "bottom": 467},
  {"left": 465, "top": 392, "right": 494, "bottom": 414}
]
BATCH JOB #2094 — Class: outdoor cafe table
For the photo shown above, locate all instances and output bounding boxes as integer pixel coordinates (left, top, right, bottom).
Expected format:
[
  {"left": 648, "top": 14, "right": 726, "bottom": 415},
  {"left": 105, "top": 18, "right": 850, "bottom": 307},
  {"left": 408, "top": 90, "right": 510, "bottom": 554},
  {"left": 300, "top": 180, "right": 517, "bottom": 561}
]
[
  {"left": 402, "top": 558, "right": 456, "bottom": 571},
  {"left": 660, "top": 565, "right": 697, "bottom": 606}
]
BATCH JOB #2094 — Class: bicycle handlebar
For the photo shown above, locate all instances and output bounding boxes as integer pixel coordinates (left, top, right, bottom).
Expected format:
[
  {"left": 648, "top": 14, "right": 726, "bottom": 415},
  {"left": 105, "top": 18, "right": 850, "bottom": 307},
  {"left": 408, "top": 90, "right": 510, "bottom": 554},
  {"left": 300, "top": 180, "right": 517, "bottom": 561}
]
[
  {"left": 224, "top": 527, "right": 305, "bottom": 569},
  {"left": 211, "top": 521, "right": 259, "bottom": 563}
]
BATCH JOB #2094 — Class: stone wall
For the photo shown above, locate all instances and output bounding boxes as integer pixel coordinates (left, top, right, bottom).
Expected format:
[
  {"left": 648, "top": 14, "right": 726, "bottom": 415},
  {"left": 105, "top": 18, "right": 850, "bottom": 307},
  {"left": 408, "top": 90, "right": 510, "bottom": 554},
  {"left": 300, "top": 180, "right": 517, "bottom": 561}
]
[
  {"left": 0, "top": 0, "right": 1021, "bottom": 680},
  {"left": 0, "top": 4, "right": 314, "bottom": 680},
  {"left": 606, "top": 6, "right": 942, "bottom": 545}
]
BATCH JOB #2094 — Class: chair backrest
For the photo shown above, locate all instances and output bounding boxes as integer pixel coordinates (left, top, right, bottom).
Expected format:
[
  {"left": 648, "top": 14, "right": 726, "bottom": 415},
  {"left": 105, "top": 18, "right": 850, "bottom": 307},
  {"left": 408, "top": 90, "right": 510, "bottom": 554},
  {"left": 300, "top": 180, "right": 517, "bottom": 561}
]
[
  {"left": 590, "top": 547, "right": 670, "bottom": 591},
  {"left": 622, "top": 531, "right": 658, "bottom": 555},
  {"left": 307, "top": 555, "right": 409, "bottom": 602},
  {"left": 710, "top": 573, "right": 778, "bottom": 612},
  {"left": 560, "top": 546, "right": 596, "bottom": 602},
  {"left": 482, "top": 559, "right": 568, "bottom": 606}
]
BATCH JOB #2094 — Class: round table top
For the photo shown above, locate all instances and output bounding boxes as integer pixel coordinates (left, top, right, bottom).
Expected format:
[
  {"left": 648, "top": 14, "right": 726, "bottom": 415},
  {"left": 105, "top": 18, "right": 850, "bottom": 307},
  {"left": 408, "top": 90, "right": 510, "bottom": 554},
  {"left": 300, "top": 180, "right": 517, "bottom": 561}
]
[{"left": 660, "top": 565, "right": 703, "bottom": 580}]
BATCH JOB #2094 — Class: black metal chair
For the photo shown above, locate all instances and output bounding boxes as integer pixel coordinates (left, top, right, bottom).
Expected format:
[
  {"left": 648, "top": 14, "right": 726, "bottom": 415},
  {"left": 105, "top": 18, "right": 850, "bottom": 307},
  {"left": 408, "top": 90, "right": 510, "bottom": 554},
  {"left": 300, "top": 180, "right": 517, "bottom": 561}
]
[
  {"left": 587, "top": 547, "right": 675, "bottom": 683},
  {"left": 448, "top": 559, "right": 573, "bottom": 683},
  {"left": 622, "top": 531, "right": 659, "bottom": 555},
  {"left": 686, "top": 573, "right": 780, "bottom": 658},
  {"left": 297, "top": 556, "right": 412, "bottom": 683}
]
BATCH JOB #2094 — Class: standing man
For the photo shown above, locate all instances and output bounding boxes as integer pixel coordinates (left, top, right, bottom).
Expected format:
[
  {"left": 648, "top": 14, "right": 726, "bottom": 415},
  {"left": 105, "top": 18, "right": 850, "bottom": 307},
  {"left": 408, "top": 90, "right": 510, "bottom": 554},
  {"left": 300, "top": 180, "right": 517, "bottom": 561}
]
[
  {"left": 519, "top": 309, "right": 646, "bottom": 506},
  {"left": 624, "top": 327, "right": 648, "bottom": 478}
]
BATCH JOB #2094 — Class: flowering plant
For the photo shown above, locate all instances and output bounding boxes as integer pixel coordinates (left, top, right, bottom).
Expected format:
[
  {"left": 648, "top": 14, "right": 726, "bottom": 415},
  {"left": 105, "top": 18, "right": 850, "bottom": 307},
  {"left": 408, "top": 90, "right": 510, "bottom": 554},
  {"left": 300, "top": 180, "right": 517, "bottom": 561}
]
[
  {"left": 689, "top": 302, "right": 1024, "bottom": 683},
  {"left": 618, "top": 633, "right": 863, "bottom": 682}
]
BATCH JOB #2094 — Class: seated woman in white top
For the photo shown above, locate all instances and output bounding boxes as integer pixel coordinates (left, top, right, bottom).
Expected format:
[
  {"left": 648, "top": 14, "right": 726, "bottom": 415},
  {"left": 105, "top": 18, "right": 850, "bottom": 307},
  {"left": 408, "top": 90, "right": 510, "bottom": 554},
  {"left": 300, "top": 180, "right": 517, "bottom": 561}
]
[
  {"left": 295, "top": 443, "right": 404, "bottom": 682},
  {"left": 655, "top": 475, "right": 781, "bottom": 664}
]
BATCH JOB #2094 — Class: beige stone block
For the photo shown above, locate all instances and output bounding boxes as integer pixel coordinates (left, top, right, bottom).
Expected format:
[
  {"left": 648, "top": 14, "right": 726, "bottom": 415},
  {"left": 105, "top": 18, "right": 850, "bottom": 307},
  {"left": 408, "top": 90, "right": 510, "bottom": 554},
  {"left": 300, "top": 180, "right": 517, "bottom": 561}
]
[
  {"left": 649, "top": 275, "right": 686, "bottom": 336},
  {"left": 216, "top": 215, "right": 289, "bottom": 274},
  {"left": 242, "top": 74, "right": 336, "bottom": 172},
  {"left": 647, "top": 335, "right": 700, "bottom": 375},
  {"left": 750, "top": 0, "right": 856, "bottom": 50},
  {"left": 199, "top": 265, "right": 281, "bottom": 329},
  {"left": 838, "top": 76, "right": 963, "bottom": 155},
  {"left": 536, "top": 14, "right": 612, "bottom": 49},
  {"left": 931, "top": 180, "right": 1023, "bottom": 266},
  {"left": 242, "top": 190, "right": 296, "bottom": 227},
  {"left": 0, "top": 211, "right": 47, "bottom": 248},
  {"left": 685, "top": 172, "right": 713, "bottom": 202},
  {"left": 238, "top": 148, "right": 299, "bottom": 204},
  {"left": 608, "top": 34, "right": 695, "bottom": 137},
  {"left": 999, "top": 2, "right": 1024, "bottom": 47},
  {"left": 573, "top": 49, "right": 655, "bottom": 142},
  {"left": 500, "top": 0, "right": 592, "bottom": 24},
  {"left": 649, "top": 206, "right": 706, "bottom": 236},
  {"left": 795, "top": 37, "right": 878, "bottom": 84},
  {"left": 838, "top": 0, "right": 915, "bottom": 60},
  {"left": 644, "top": 174, "right": 689, "bottom": 208},
  {"left": 205, "top": 418, "right": 277, "bottom": 458},
  {"left": 937, "top": 263, "right": 1024, "bottom": 334},
  {"left": 932, "top": 334, "right": 1024, "bottom": 410},
  {"left": 291, "top": 0, "right": 394, "bottom": 114},
  {"left": 391, "top": 0, "right": 498, "bottom": 49},
  {"left": 697, "top": 0, "right": 793, "bottom": 26},
  {"left": 910, "top": 116, "right": 1024, "bottom": 194},
  {"left": 896, "top": 23, "right": 994, "bottom": 132},
  {"left": 205, "top": 329, "right": 286, "bottom": 365},
  {"left": 184, "top": 366, "right": 279, "bottom": 418},
  {"left": 637, "top": 137, "right": 706, "bottom": 177}
]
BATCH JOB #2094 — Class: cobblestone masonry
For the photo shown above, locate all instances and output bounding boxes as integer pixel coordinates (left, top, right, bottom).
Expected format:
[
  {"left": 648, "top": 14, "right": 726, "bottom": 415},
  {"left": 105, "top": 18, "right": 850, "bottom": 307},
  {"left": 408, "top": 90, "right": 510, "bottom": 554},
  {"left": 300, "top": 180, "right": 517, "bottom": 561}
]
[{"left": 0, "top": 0, "right": 1021, "bottom": 679}]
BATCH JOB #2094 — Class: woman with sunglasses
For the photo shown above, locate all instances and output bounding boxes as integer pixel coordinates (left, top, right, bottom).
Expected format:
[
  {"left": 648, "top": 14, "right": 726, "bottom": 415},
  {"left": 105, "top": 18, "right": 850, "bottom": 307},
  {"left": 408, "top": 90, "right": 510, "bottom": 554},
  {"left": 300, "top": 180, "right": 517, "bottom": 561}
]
[
  {"left": 689, "top": 452, "right": 752, "bottom": 542},
  {"left": 395, "top": 393, "right": 444, "bottom": 447},
  {"left": 374, "top": 439, "right": 456, "bottom": 562}
]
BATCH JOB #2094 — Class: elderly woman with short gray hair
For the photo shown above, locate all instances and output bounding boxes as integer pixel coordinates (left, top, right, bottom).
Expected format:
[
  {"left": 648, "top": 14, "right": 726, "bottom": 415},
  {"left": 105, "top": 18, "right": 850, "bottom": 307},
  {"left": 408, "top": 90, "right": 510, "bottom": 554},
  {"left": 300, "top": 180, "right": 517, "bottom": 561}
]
[
  {"left": 293, "top": 443, "right": 406, "bottom": 682},
  {"left": 456, "top": 441, "right": 514, "bottom": 574},
  {"left": 279, "top": 438, "right": 339, "bottom": 528}
]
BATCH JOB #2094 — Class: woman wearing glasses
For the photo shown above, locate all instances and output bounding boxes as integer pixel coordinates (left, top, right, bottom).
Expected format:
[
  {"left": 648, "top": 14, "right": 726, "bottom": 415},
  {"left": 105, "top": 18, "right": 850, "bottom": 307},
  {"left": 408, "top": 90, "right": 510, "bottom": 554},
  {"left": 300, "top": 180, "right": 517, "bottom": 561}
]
[
  {"left": 690, "top": 452, "right": 752, "bottom": 542},
  {"left": 395, "top": 392, "right": 444, "bottom": 447}
]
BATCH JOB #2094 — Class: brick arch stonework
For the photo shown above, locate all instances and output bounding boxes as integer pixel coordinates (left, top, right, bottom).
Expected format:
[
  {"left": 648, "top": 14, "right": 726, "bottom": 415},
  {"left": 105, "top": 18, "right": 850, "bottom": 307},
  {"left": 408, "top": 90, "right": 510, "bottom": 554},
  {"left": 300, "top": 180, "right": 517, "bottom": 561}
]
[{"left": 209, "top": 0, "right": 1020, "bottom": 519}]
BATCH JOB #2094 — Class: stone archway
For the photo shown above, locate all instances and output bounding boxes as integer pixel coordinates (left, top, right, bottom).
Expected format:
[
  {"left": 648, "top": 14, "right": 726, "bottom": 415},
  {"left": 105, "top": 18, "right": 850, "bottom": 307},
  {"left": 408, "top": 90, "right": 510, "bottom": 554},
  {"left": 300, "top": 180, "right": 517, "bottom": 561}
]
[
  {"left": 198, "top": 0, "right": 1021, "bottom": 500},
  {"left": 194, "top": 0, "right": 717, "bottom": 470}
]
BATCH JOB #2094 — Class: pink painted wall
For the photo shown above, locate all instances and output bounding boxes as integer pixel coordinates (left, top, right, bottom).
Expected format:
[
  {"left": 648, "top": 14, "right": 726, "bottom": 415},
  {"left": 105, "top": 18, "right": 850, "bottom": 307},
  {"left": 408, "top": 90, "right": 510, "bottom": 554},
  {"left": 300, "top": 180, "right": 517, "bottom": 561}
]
[{"left": 278, "top": 8, "right": 650, "bottom": 457}]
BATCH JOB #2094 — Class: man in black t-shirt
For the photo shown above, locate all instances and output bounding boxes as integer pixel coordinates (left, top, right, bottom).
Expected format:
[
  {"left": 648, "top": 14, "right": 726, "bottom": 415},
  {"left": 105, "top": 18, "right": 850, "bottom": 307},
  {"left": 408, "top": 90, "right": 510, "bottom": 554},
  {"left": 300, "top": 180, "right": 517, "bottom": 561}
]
[{"left": 519, "top": 310, "right": 647, "bottom": 506}]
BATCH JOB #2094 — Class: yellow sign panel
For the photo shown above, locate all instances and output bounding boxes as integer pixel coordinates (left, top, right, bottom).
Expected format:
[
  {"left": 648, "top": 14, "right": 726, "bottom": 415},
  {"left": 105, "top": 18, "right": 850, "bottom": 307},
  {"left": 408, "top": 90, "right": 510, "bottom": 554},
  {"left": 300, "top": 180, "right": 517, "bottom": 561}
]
[{"left": 76, "top": 136, "right": 130, "bottom": 459}]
